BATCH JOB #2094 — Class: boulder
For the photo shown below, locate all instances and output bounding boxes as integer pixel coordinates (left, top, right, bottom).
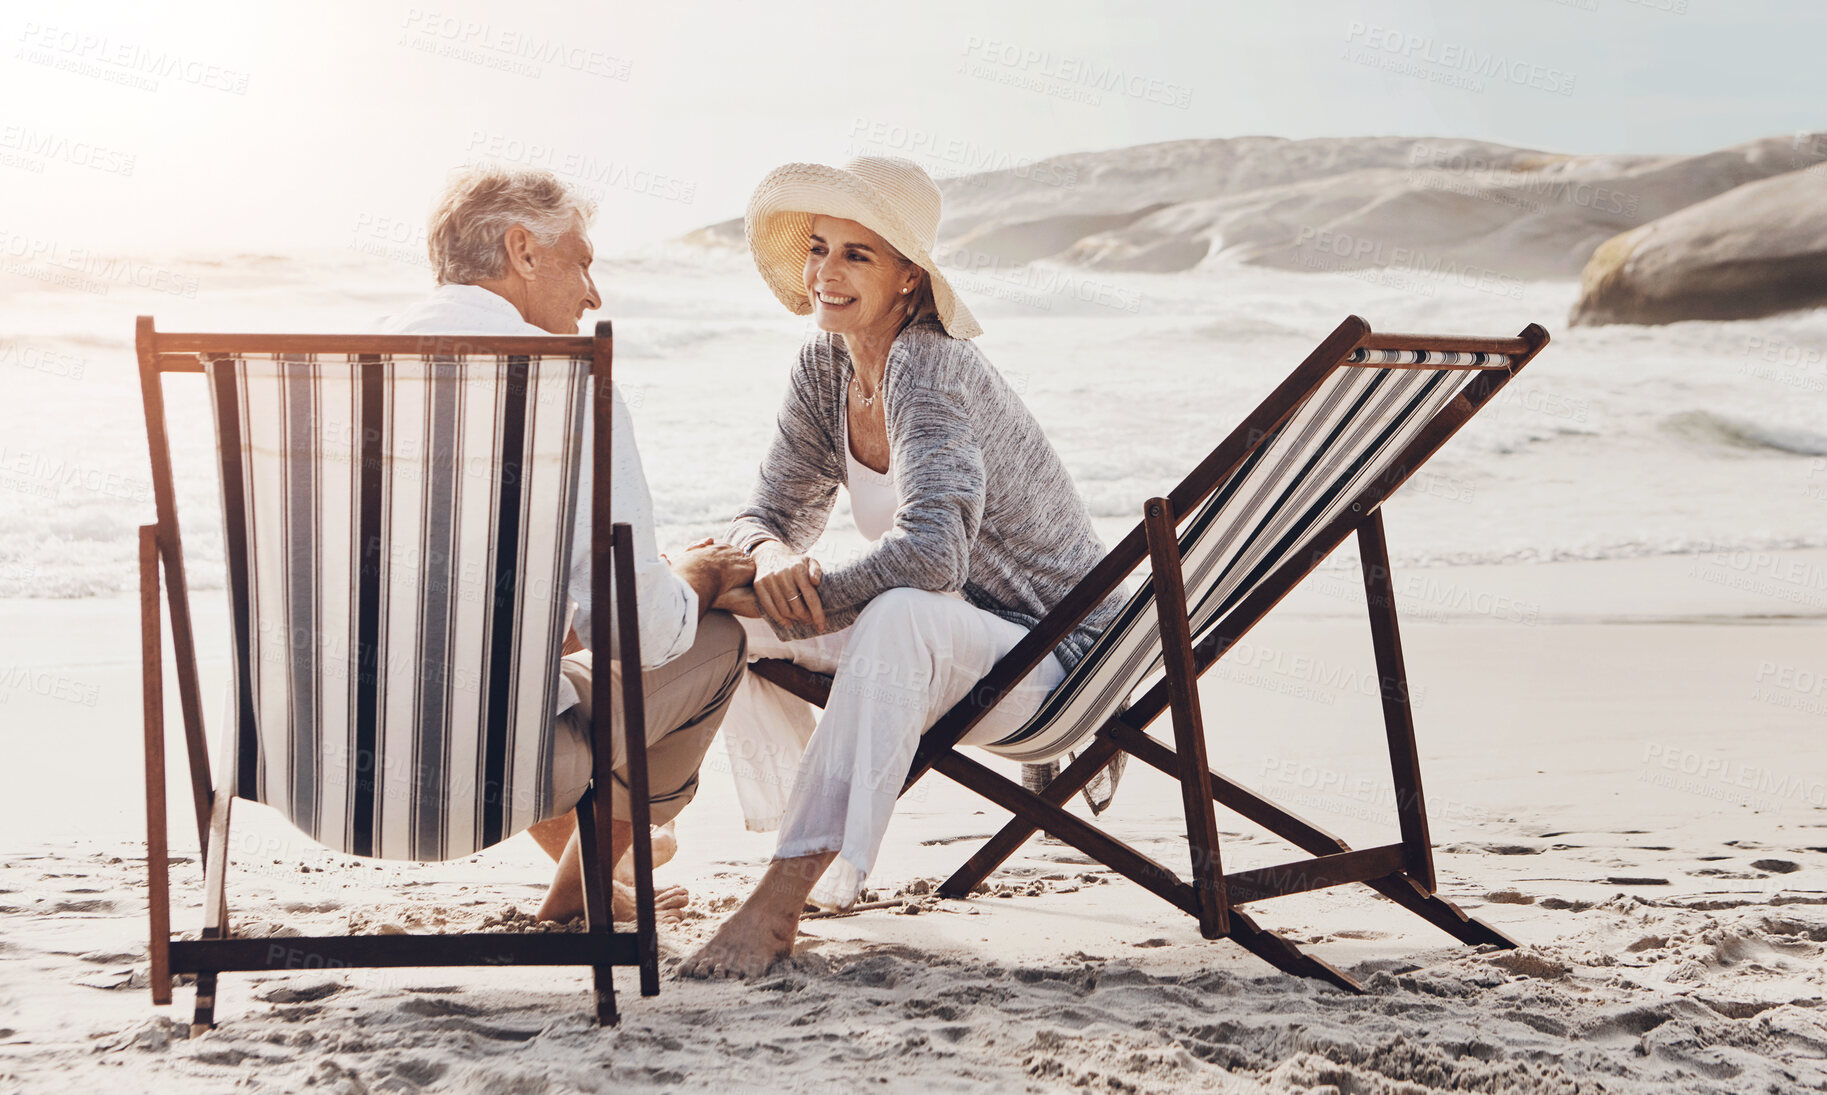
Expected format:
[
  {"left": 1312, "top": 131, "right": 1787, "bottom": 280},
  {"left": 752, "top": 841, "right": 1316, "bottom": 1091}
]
[{"left": 1570, "top": 163, "right": 1827, "bottom": 326}]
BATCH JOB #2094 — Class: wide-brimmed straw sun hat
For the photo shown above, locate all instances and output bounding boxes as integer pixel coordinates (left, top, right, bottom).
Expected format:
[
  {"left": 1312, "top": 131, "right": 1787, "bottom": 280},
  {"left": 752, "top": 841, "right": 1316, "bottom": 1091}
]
[{"left": 745, "top": 155, "right": 982, "bottom": 340}]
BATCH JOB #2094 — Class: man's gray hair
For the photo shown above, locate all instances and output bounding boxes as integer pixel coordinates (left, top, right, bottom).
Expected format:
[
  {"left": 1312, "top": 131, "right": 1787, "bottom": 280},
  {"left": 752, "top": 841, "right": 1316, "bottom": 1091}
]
[{"left": 427, "top": 163, "right": 598, "bottom": 285}]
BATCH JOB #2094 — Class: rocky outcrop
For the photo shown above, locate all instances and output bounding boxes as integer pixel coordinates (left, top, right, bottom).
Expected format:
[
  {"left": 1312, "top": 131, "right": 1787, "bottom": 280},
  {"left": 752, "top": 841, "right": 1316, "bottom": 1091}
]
[
  {"left": 680, "top": 133, "right": 1827, "bottom": 285},
  {"left": 1570, "top": 164, "right": 1827, "bottom": 326}
]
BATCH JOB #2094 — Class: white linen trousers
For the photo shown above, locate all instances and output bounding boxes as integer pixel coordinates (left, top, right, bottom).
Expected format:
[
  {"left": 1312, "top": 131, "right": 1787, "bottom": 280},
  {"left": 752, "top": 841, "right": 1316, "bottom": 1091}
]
[{"left": 722, "top": 427, "right": 1066, "bottom": 908}]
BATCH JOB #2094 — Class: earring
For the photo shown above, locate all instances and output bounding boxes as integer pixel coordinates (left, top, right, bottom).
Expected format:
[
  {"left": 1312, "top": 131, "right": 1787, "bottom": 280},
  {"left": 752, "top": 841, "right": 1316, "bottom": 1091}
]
[{"left": 900, "top": 287, "right": 910, "bottom": 294}]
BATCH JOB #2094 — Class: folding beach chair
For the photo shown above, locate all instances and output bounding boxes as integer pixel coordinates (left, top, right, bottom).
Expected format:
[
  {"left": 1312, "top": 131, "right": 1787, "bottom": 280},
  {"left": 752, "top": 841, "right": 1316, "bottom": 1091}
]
[
  {"left": 752, "top": 316, "right": 1549, "bottom": 991},
  {"left": 136, "top": 317, "right": 658, "bottom": 1029}
]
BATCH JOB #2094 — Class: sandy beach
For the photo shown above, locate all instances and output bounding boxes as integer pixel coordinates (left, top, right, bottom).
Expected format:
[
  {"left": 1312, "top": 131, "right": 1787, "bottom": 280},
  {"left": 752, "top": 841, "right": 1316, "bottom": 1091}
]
[
  {"left": 5, "top": 1, "right": 1827, "bottom": 1088},
  {"left": 4, "top": 546, "right": 1823, "bottom": 1093},
  {"left": 3, "top": 119, "right": 1825, "bottom": 1095}
]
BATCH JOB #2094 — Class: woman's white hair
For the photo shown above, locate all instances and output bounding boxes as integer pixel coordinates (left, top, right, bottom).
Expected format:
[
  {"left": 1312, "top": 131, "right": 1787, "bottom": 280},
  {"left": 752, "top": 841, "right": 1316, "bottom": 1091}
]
[{"left": 427, "top": 163, "right": 598, "bottom": 285}]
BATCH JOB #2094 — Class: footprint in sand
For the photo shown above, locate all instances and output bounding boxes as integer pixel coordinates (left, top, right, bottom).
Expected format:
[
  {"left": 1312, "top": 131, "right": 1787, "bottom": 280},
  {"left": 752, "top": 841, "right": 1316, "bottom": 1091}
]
[
  {"left": 255, "top": 979, "right": 346, "bottom": 1004},
  {"left": 50, "top": 898, "right": 115, "bottom": 914}
]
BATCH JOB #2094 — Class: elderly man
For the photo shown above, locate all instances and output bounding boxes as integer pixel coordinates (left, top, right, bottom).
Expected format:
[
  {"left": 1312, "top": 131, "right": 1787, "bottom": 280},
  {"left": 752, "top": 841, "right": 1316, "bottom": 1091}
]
[{"left": 383, "top": 163, "right": 753, "bottom": 922}]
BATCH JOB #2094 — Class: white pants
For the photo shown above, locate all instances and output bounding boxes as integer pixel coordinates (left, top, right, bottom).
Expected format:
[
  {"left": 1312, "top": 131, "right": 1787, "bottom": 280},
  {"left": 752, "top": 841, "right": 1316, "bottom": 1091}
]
[{"left": 722, "top": 588, "right": 1066, "bottom": 909}]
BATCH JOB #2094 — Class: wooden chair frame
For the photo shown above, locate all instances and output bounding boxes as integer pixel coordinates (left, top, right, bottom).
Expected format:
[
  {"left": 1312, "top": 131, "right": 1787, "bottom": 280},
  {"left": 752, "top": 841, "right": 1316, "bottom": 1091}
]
[
  {"left": 751, "top": 316, "right": 1548, "bottom": 991},
  {"left": 137, "top": 317, "right": 657, "bottom": 1029}
]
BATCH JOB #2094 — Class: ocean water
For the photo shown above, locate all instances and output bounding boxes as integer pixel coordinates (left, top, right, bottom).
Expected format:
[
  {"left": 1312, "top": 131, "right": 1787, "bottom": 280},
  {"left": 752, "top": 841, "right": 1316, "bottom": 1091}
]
[{"left": 2, "top": 246, "right": 1824, "bottom": 599}]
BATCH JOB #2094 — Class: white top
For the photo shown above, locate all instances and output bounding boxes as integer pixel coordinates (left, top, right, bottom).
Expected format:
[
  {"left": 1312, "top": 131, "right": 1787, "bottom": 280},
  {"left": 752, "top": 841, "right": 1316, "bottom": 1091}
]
[
  {"left": 842, "top": 408, "right": 897, "bottom": 542},
  {"left": 380, "top": 284, "right": 698, "bottom": 710}
]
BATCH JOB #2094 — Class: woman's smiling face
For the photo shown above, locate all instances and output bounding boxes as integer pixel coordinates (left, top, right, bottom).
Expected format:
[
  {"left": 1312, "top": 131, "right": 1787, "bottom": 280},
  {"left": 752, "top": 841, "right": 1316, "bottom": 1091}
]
[{"left": 802, "top": 215, "right": 919, "bottom": 340}]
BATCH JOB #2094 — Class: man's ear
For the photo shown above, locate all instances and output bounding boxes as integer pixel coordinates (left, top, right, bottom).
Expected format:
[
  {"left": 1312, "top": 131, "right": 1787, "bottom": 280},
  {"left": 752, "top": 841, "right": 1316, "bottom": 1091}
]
[{"left": 501, "top": 224, "right": 539, "bottom": 279}]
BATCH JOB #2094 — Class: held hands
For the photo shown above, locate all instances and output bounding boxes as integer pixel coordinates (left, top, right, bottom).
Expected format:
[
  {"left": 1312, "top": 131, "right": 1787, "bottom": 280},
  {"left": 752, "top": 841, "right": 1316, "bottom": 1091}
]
[
  {"left": 711, "top": 585, "right": 764, "bottom": 618},
  {"left": 667, "top": 538, "right": 756, "bottom": 620},
  {"left": 750, "top": 541, "right": 826, "bottom": 631}
]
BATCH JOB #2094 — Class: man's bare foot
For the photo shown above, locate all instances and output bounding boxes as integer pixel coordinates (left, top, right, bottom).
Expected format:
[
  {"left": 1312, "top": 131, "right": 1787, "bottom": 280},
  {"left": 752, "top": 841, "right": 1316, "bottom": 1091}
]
[
  {"left": 539, "top": 879, "right": 691, "bottom": 926},
  {"left": 612, "top": 881, "right": 691, "bottom": 924},
  {"left": 615, "top": 821, "right": 678, "bottom": 887}
]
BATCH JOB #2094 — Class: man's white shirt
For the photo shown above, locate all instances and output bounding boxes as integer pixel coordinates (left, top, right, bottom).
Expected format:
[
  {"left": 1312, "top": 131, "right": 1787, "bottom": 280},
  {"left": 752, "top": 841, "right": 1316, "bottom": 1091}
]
[{"left": 380, "top": 283, "right": 699, "bottom": 712}]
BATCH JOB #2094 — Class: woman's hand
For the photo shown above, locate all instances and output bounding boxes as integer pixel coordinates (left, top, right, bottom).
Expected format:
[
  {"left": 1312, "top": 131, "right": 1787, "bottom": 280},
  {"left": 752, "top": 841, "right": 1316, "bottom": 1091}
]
[{"left": 751, "top": 542, "right": 826, "bottom": 631}]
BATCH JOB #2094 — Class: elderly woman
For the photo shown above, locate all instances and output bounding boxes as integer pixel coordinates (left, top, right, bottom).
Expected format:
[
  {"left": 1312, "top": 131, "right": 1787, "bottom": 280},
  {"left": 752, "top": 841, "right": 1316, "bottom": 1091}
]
[{"left": 680, "top": 157, "right": 1124, "bottom": 979}]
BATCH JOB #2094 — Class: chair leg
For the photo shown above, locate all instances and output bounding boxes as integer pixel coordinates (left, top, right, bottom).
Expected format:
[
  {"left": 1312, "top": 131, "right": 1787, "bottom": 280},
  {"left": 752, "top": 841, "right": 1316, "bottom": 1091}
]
[
  {"left": 573, "top": 790, "right": 618, "bottom": 1026},
  {"left": 610, "top": 525, "right": 659, "bottom": 998},
  {"left": 140, "top": 526, "right": 173, "bottom": 1006},
  {"left": 191, "top": 781, "right": 233, "bottom": 1034},
  {"left": 1226, "top": 908, "right": 1364, "bottom": 993},
  {"left": 1358, "top": 513, "right": 1437, "bottom": 893},
  {"left": 1365, "top": 873, "right": 1518, "bottom": 950},
  {"left": 940, "top": 735, "right": 1124, "bottom": 898},
  {"left": 1144, "top": 498, "right": 1230, "bottom": 938},
  {"left": 935, "top": 752, "right": 1362, "bottom": 992}
]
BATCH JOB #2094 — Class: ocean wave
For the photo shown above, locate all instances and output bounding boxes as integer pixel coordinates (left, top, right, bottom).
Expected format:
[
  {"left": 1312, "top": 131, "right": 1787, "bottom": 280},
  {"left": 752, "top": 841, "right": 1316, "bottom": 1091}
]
[
  {"left": 1660, "top": 410, "right": 1827, "bottom": 456},
  {"left": 1380, "top": 534, "right": 1827, "bottom": 569}
]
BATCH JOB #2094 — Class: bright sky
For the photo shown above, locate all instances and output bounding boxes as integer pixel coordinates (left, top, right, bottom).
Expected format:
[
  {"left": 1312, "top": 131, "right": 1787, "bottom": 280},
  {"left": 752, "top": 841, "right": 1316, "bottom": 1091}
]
[{"left": 3, "top": 0, "right": 1822, "bottom": 256}]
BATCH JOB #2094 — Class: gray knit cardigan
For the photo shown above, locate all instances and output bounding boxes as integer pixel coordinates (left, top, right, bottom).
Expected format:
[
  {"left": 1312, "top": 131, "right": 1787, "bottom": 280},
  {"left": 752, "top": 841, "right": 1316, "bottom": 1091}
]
[{"left": 726, "top": 320, "right": 1123, "bottom": 672}]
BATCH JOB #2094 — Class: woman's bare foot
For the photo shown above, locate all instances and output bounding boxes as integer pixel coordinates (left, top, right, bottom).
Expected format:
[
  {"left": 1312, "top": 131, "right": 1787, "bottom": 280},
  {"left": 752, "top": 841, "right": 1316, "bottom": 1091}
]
[
  {"left": 677, "top": 852, "right": 835, "bottom": 980},
  {"left": 676, "top": 898, "right": 799, "bottom": 979}
]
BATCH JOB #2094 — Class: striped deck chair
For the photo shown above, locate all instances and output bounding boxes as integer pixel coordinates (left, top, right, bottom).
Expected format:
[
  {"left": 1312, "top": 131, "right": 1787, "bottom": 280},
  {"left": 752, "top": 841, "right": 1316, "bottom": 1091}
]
[
  {"left": 752, "top": 316, "right": 1550, "bottom": 991},
  {"left": 135, "top": 317, "right": 658, "bottom": 1030}
]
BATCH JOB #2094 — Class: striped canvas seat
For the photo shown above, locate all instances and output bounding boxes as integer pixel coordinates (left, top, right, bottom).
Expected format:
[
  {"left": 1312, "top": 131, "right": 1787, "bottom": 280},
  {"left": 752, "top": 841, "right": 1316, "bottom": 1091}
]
[
  {"left": 983, "top": 348, "right": 1499, "bottom": 763},
  {"left": 746, "top": 317, "right": 1548, "bottom": 993},
  {"left": 207, "top": 351, "right": 591, "bottom": 860}
]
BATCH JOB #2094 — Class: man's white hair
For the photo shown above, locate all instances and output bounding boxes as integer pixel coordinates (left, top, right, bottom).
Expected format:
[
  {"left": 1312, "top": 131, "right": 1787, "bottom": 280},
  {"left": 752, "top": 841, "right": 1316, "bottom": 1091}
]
[{"left": 427, "top": 162, "right": 597, "bottom": 285}]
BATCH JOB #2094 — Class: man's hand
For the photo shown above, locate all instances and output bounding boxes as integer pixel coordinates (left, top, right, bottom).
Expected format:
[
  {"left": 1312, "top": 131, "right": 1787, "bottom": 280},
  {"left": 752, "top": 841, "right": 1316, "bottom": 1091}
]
[
  {"left": 669, "top": 541, "right": 756, "bottom": 621},
  {"left": 751, "top": 541, "right": 825, "bottom": 631},
  {"left": 711, "top": 585, "right": 764, "bottom": 618}
]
